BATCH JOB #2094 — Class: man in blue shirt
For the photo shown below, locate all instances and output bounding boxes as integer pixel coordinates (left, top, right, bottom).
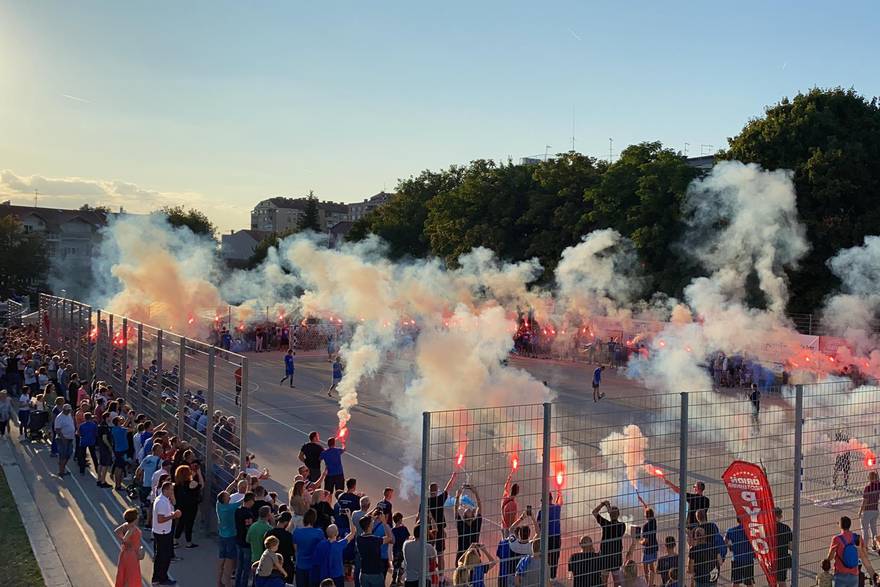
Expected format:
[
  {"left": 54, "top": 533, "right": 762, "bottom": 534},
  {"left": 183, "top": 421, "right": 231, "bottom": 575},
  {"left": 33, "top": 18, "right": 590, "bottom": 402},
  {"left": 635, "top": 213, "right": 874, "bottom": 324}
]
[
  {"left": 724, "top": 521, "right": 755, "bottom": 586},
  {"left": 280, "top": 350, "right": 295, "bottom": 388},
  {"left": 77, "top": 412, "right": 98, "bottom": 476},
  {"left": 328, "top": 357, "right": 343, "bottom": 397},
  {"left": 321, "top": 437, "right": 346, "bottom": 492},
  {"left": 110, "top": 416, "right": 130, "bottom": 491},
  {"left": 592, "top": 366, "right": 605, "bottom": 402},
  {"left": 294, "top": 509, "right": 325, "bottom": 587},
  {"left": 537, "top": 491, "right": 563, "bottom": 579}
]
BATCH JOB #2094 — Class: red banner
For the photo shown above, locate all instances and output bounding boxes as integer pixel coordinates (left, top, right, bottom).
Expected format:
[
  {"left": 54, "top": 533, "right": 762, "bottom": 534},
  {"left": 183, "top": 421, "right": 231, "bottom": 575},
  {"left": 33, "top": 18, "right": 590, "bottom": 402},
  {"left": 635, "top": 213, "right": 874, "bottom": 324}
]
[{"left": 722, "top": 461, "right": 778, "bottom": 587}]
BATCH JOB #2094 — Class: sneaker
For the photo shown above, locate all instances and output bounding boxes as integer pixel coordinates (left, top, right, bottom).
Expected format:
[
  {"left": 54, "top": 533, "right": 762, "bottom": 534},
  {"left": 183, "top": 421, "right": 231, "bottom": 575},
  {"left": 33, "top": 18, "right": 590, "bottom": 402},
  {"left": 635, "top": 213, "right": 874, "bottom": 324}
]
[
  {"left": 170, "top": 556, "right": 183, "bottom": 562},
  {"left": 185, "top": 543, "right": 199, "bottom": 548}
]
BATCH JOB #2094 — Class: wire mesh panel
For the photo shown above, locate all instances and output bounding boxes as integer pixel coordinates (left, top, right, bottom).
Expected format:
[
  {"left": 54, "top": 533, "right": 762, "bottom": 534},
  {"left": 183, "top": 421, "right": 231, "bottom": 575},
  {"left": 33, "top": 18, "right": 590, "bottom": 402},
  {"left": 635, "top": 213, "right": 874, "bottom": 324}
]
[{"left": 422, "top": 405, "right": 548, "bottom": 587}]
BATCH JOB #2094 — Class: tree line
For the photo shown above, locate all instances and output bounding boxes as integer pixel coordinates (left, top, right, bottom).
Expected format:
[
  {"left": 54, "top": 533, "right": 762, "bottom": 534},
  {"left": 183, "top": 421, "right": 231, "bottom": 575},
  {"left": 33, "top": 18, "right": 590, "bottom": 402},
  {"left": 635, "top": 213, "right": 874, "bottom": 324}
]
[{"left": 348, "top": 88, "right": 880, "bottom": 315}]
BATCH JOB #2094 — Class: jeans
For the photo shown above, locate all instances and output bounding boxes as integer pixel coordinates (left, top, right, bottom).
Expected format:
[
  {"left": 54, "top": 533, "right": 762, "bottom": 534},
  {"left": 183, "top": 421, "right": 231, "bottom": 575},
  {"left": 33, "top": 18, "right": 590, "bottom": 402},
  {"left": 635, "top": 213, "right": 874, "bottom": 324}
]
[
  {"left": 236, "top": 545, "right": 253, "bottom": 587},
  {"left": 862, "top": 510, "right": 879, "bottom": 548},
  {"left": 833, "top": 574, "right": 859, "bottom": 587},
  {"left": 360, "top": 573, "right": 384, "bottom": 587}
]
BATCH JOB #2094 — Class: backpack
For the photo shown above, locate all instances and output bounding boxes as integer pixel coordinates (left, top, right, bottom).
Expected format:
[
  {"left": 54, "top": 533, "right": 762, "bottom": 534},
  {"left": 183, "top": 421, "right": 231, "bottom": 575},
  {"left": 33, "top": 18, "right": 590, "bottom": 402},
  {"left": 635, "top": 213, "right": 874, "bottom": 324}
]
[{"left": 840, "top": 532, "right": 860, "bottom": 569}]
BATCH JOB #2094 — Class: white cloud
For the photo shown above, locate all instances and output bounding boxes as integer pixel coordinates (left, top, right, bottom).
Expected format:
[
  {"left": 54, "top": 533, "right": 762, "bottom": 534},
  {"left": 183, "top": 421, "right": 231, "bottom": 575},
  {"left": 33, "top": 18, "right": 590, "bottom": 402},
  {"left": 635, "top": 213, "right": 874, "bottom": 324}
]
[{"left": 0, "top": 169, "right": 203, "bottom": 213}]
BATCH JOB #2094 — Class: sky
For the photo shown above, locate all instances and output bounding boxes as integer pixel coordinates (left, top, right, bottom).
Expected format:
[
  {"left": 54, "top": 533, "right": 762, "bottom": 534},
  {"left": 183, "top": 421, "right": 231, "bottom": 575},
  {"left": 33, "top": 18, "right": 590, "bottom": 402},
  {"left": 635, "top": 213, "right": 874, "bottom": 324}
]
[{"left": 0, "top": 1, "right": 877, "bottom": 234}]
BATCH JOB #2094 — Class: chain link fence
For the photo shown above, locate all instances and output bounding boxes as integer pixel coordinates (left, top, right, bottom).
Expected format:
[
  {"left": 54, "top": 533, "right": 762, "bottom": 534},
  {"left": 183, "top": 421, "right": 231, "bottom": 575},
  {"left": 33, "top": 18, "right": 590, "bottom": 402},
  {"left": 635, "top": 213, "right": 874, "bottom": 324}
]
[
  {"left": 419, "top": 381, "right": 874, "bottom": 587},
  {"left": 38, "top": 294, "right": 250, "bottom": 514}
]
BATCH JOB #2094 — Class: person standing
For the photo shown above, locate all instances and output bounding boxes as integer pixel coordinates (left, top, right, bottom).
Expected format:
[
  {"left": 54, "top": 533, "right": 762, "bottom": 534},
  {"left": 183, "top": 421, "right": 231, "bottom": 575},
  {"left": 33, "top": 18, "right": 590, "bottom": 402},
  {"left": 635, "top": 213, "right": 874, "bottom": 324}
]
[
  {"left": 425, "top": 470, "right": 458, "bottom": 577},
  {"left": 152, "top": 481, "right": 182, "bottom": 586},
  {"left": 724, "top": 520, "right": 755, "bottom": 587},
  {"left": 216, "top": 491, "right": 241, "bottom": 587},
  {"left": 748, "top": 384, "right": 761, "bottom": 419},
  {"left": 299, "top": 431, "right": 325, "bottom": 483},
  {"left": 234, "top": 366, "right": 243, "bottom": 407},
  {"left": 825, "top": 516, "right": 878, "bottom": 587},
  {"left": 0, "top": 390, "right": 12, "bottom": 438},
  {"left": 662, "top": 479, "right": 709, "bottom": 526},
  {"left": 174, "top": 465, "right": 202, "bottom": 549},
  {"left": 501, "top": 472, "right": 519, "bottom": 534},
  {"left": 78, "top": 412, "right": 99, "bottom": 475},
  {"left": 280, "top": 350, "right": 295, "bottom": 388},
  {"left": 859, "top": 471, "right": 880, "bottom": 552},
  {"left": 774, "top": 508, "right": 792, "bottom": 587},
  {"left": 592, "top": 366, "right": 605, "bottom": 402},
  {"left": 248, "top": 506, "right": 275, "bottom": 566},
  {"left": 114, "top": 507, "right": 143, "bottom": 587},
  {"left": 640, "top": 507, "right": 658, "bottom": 586},
  {"left": 316, "top": 522, "right": 356, "bottom": 587},
  {"left": 537, "top": 491, "right": 562, "bottom": 580},
  {"left": 235, "top": 493, "right": 257, "bottom": 587},
  {"left": 568, "top": 536, "right": 603, "bottom": 587},
  {"left": 110, "top": 416, "right": 130, "bottom": 491},
  {"left": 687, "top": 528, "right": 720, "bottom": 587},
  {"left": 403, "top": 525, "right": 436, "bottom": 587},
  {"left": 293, "top": 509, "right": 325, "bottom": 587},
  {"left": 328, "top": 357, "right": 344, "bottom": 397},
  {"left": 357, "top": 513, "right": 394, "bottom": 587},
  {"left": 53, "top": 403, "right": 76, "bottom": 477},
  {"left": 321, "top": 437, "right": 346, "bottom": 493},
  {"left": 591, "top": 500, "right": 625, "bottom": 585},
  {"left": 265, "top": 511, "right": 296, "bottom": 583}
]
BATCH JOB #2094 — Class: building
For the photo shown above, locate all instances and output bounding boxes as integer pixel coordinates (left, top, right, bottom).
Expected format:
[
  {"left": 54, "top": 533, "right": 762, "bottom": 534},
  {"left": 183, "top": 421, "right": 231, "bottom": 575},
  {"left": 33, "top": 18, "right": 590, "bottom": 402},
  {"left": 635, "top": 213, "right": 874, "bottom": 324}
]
[
  {"left": 251, "top": 196, "right": 349, "bottom": 234},
  {"left": 328, "top": 221, "right": 354, "bottom": 248},
  {"left": 685, "top": 155, "right": 716, "bottom": 170},
  {"left": 220, "top": 229, "right": 271, "bottom": 264},
  {"left": 347, "top": 191, "right": 393, "bottom": 222}
]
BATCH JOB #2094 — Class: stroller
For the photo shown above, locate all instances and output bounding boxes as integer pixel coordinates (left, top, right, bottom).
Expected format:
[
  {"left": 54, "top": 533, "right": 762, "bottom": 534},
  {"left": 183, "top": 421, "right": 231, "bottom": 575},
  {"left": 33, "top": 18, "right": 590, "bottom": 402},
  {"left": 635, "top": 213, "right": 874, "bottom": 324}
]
[{"left": 28, "top": 409, "right": 49, "bottom": 440}]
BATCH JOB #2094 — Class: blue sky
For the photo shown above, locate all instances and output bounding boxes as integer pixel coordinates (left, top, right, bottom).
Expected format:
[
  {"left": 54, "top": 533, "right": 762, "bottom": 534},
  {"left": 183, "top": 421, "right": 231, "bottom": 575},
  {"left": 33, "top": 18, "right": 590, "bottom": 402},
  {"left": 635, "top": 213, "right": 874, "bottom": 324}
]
[{"left": 1, "top": 1, "right": 877, "bottom": 232}]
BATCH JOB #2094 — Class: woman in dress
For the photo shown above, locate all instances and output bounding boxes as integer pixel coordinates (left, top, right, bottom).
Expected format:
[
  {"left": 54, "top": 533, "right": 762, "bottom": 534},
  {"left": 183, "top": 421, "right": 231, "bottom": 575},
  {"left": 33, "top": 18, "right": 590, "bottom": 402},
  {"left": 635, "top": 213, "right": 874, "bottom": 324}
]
[
  {"left": 114, "top": 507, "right": 142, "bottom": 587},
  {"left": 173, "top": 465, "right": 202, "bottom": 548},
  {"left": 288, "top": 480, "right": 309, "bottom": 529}
]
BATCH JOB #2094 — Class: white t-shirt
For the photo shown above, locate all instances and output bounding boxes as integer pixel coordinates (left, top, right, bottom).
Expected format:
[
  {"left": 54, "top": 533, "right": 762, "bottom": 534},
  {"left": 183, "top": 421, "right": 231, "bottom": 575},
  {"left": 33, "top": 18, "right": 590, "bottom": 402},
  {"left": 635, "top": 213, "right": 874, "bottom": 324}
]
[
  {"left": 151, "top": 468, "right": 169, "bottom": 499},
  {"left": 230, "top": 492, "right": 245, "bottom": 504},
  {"left": 152, "top": 494, "right": 174, "bottom": 534}
]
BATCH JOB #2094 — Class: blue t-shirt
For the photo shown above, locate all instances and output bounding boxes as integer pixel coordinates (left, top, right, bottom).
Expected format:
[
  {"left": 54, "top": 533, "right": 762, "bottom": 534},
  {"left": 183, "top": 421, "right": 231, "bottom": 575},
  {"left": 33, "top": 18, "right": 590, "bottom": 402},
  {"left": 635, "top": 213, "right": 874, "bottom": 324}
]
[
  {"left": 725, "top": 524, "right": 754, "bottom": 563},
  {"left": 217, "top": 501, "right": 240, "bottom": 538},
  {"left": 496, "top": 539, "right": 516, "bottom": 578},
  {"left": 593, "top": 368, "right": 602, "bottom": 385},
  {"left": 285, "top": 354, "right": 294, "bottom": 373},
  {"left": 537, "top": 504, "right": 561, "bottom": 537},
  {"left": 140, "top": 455, "right": 161, "bottom": 488},
  {"left": 318, "top": 538, "right": 348, "bottom": 579},
  {"left": 333, "top": 362, "right": 343, "bottom": 379},
  {"left": 79, "top": 421, "right": 98, "bottom": 446},
  {"left": 321, "top": 447, "right": 345, "bottom": 476},
  {"left": 375, "top": 521, "right": 389, "bottom": 560},
  {"left": 294, "top": 527, "right": 325, "bottom": 568},
  {"left": 471, "top": 564, "right": 488, "bottom": 587},
  {"left": 111, "top": 426, "right": 129, "bottom": 452}
]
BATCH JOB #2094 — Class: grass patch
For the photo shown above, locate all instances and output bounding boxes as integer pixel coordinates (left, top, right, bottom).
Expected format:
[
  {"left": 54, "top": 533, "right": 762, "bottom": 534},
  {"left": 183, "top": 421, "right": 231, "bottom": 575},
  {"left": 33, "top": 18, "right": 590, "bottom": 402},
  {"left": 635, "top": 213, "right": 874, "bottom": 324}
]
[{"left": 0, "top": 465, "right": 45, "bottom": 587}]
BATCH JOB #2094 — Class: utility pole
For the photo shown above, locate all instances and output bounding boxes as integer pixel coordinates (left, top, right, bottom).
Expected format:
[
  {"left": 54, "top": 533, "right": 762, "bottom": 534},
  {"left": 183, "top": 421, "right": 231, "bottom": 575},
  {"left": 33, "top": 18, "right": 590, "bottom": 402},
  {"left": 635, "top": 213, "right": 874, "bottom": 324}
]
[
  {"left": 609, "top": 138, "right": 614, "bottom": 163},
  {"left": 33, "top": 189, "right": 38, "bottom": 208},
  {"left": 684, "top": 142, "right": 690, "bottom": 157},
  {"left": 571, "top": 105, "right": 576, "bottom": 151},
  {"left": 544, "top": 145, "right": 551, "bottom": 162}
]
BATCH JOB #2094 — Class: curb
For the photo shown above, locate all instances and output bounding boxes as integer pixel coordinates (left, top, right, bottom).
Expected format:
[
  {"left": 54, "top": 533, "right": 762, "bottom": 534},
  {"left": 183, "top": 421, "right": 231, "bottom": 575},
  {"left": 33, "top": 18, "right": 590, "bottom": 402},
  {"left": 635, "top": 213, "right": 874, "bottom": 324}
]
[{"left": 0, "top": 437, "right": 73, "bottom": 587}]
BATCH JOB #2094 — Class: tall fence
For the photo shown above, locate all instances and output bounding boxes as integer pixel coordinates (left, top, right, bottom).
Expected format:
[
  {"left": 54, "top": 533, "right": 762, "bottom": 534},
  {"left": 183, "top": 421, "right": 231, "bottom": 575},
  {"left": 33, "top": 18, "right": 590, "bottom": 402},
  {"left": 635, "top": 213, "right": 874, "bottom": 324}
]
[
  {"left": 1, "top": 298, "right": 24, "bottom": 327},
  {"left": 38, "top": 294, "right": 250, "bottom": 510},
  {"left": 420, "top": 381, "right": 879, "bottom": 587}
]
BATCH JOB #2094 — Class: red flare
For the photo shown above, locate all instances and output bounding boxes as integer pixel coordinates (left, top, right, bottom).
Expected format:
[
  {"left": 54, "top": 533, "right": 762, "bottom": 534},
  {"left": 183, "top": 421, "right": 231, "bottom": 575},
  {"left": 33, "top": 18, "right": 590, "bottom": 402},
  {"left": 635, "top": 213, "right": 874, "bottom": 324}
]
[
  {"left": 511, "top": 455, "right": 519, "bottom": 471},
  {"left": 555, "top": 468, "right": 565, "bottom": 488},
  {"left": 456, "top": 452, "right": 465, "bottom": 467},
  {"left": 646, "top": 464, "right": 665, "bottom": 478},
  {"left": 187, "top": 316, "right": 195, "bottom": 325},
  {"left": 866, "top": 450, "right": 876, "bottom": 468},
  {"left": 658, "top": 340, "right": 666, "bottom": 347}
]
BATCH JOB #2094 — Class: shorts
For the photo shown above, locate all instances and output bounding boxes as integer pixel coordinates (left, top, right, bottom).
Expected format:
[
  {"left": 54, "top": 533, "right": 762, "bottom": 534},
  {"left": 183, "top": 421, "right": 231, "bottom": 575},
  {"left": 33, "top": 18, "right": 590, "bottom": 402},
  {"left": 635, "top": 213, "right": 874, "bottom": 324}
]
[
  {"left": 113, "top": 451, "right": 127, "bottom": 468},
  {"left": 642, "top": 549, "right": 658, "bottom": 563},
  {"left": 98, "top": 446, "right": 113, "bottom": 467},
  {"left": 731, "top": 562, "right": 755, "bottom": 585},
  {"left": 776, "top": 569, "right": 788, "bottom": 582},
  {"left": 430, "top": 526, "right": 446, "bottom": 553},
  {"left": 219, "top": 535, "right": 237, "bottom": 560},
  {"left": 592, "top": 383, "right": 599, "bottom": 389},
  {"left": 57, "top": 438, "right": 73, "bottom": 459},
  {"left": 332, "top": 377, "right": 342, "bottom": 385}
]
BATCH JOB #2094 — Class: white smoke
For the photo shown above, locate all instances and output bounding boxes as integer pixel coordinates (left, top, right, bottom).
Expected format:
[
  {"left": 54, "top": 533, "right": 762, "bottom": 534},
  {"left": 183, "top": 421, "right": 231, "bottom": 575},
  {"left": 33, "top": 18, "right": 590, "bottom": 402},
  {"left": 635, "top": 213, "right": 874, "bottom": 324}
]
[{"left": 823, "top": 235, "right": 880, "bottom": 352}]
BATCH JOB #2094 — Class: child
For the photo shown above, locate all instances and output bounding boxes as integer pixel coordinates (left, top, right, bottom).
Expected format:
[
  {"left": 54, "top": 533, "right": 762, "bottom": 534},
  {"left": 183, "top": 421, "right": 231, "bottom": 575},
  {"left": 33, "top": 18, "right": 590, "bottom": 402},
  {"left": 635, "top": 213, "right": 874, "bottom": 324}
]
[
  {"left": 17, "top": 389, "right": 31, "bottom": 438},
  {"left": 254, "top": 535, "right": 287, "bottom": 587},
  {"left": 816, "top": 559, "right": 832, "bottom": 587},
  {"left": 391, "top": 512, "right": 410, "bottom": 586}
]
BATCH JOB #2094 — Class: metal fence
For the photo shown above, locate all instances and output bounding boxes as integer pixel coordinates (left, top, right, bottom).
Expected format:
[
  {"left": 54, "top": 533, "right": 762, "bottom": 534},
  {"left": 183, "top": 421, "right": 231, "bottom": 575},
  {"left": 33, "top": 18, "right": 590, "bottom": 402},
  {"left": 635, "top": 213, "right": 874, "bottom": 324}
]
[
  {"left": 419, "top": 381, "right": 877, "bottom": 587},
  {"left": 2, "top": 298, "right": 24, "bottom": 327},
  {"left": 38, "top": 294, "right": 250, "bottom": 511}
]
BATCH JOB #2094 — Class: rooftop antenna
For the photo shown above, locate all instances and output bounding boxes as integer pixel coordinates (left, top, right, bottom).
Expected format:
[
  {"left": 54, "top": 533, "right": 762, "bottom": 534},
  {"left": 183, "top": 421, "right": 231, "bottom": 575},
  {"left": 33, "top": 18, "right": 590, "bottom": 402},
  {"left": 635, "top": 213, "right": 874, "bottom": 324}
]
[
  {"left": 571, "top": 105, "right": 576, "bottom": 151},
  {"left": 700, "top": 144, "right": 714, "bottom": 156},
  {"left": 684, "top": 142, "right": 690, "bottom": 157},
  {"left": 33, "top": 189, "right": 38, "bottom": 208},
  {"left": 609, "top": 138, "right": 614, "bottom": 163},
  {"left": 544, "top": 145, "right": 552, "bottom": 161}
]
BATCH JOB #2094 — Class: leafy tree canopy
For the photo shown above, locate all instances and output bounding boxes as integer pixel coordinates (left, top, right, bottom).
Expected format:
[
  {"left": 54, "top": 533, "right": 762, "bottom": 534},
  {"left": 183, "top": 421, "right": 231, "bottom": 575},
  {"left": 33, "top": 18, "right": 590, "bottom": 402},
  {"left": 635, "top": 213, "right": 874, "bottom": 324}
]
[
  {"left": 158, "top": 205, "right": 217, "bottom": 239},
  {"left": 0, "top": 215, "right": 49, "bottom": 297}
]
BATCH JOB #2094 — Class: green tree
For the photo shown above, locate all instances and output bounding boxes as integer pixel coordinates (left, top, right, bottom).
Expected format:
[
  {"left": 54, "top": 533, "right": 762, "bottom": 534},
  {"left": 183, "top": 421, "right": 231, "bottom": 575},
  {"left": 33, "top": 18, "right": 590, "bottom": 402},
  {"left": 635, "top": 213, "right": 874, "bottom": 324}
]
[
  {"left": 348, "top": 167, "right": 466, "bottom": 259},
  {"left": 159, "top": 205, "right": 217, "bottom": 239},
  {"left": 298, "top": 192, "right": 322, "bottom": 232},
  {"left": 720, "top": 88, "right": 880, "bottom": 313},
  {"left": 584, "top": 142, "right": 698, "bottom": 295},
  {"left": 0, "top": 215, "right": 49, "bottom": 297},
  {"left": 79, "top": 204, "right": 111, "bottom": 214}
]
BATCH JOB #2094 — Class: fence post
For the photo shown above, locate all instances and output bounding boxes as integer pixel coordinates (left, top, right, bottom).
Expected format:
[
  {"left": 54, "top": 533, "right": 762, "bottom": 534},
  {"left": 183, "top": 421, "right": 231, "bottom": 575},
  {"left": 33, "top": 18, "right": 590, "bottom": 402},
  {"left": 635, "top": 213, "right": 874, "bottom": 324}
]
[
  {"left": 539, "top": 402, "right": 552, "bottom": 587},
  {"left": 108, "top": 313, "right": 115, "bottom": 383},
  {"left": 178, "top": 337, "right": 187, "bottom": 439},
  {"left": 86, "top": 307, "right": 93, "bottom": 382},
  {"left": 95, "top": 310, "right": 104, "bottom": 381},
  {"left": 792, "top": 384, "right": 804, "bottom": 586},
  {"left": 419, "top": 411, "right": 431, "bottom": 587},
  {"left": 239, "top": 356, "right": 249, "bottom": 468},
  {"left": 121, "top": 318, "right": 128, "bottom": 403},
  {"left": 204, "top": 347, "right": 216, "bottom": 532},
  {"left": 677, "top": 392, "right": 689, "bottom": 585},
  {"left": 136, "top": 323, "right": 144, "bottom": 415}
]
